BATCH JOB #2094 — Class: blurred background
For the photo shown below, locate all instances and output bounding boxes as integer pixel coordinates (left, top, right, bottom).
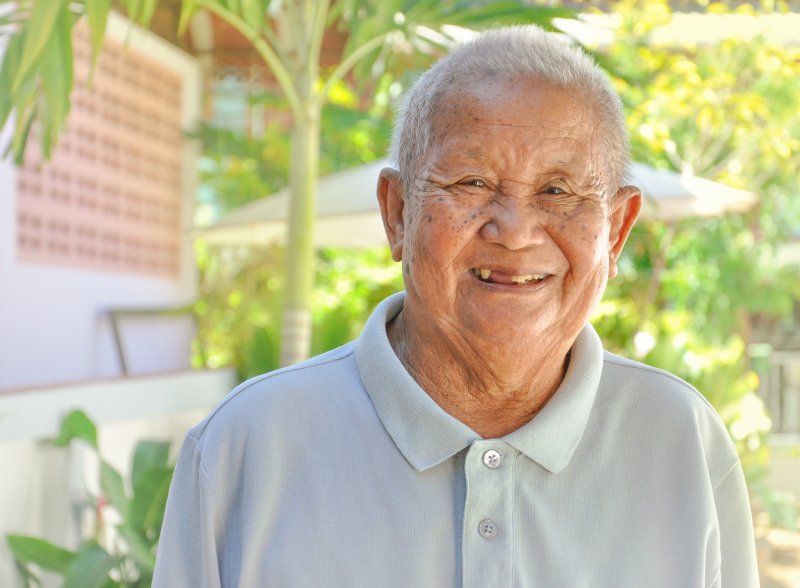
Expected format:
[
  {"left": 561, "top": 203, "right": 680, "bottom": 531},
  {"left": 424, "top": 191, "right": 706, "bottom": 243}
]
[{"left": 0, "top": 0, "right": 799, "bottom": 586}]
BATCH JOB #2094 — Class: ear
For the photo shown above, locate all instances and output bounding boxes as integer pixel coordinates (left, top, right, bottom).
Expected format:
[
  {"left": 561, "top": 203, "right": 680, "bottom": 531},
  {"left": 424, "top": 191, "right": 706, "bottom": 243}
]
[
  {"left": 608, "top": 185, "right": 642, "bottom": 279},
  {"left": 377, "top": 167, "right": 406, "bottom": 262}
]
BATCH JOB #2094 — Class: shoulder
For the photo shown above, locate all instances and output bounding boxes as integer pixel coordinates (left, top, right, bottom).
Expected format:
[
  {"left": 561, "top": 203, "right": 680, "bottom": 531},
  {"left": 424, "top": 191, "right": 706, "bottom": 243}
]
[
  {"left": 597, "top": 351, "right": 738, "bottom": 484},
  {"left": 600, "top": 350, "right": 716, "bottom": 413},
  {"left": 185, "top": 342, "right": 366, "bottom": 453}
]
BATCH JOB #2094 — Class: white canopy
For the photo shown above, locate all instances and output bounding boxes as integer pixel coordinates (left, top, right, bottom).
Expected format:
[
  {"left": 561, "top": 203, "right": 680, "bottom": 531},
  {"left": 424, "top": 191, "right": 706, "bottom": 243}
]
[{"left": 196, "top": 159, "right": 757, "bottom": 248}]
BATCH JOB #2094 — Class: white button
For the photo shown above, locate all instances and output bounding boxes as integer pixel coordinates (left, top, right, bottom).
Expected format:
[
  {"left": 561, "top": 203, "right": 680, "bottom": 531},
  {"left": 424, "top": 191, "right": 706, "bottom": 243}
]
[
  {"left": 478, "top": 519, "right": 498, "bottom": 539},
  {"left": 482, "top": 449, "right": 502, "bottom": 469}
]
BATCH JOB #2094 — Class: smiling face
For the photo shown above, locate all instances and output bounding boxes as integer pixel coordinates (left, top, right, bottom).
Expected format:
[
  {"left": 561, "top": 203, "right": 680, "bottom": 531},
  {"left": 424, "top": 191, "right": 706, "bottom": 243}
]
[{"left": 379, "top": 74, "right": 641, "bottom": 349}]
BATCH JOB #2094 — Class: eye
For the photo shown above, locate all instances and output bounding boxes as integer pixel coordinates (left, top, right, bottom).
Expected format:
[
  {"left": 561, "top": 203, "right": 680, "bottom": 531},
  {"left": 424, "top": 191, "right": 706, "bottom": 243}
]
[
  {"left": 543, "top": 186, "right": 565, "bottom": 195},
  {"left": 462, "top": 178, "right": 487, "bottom": 187}
]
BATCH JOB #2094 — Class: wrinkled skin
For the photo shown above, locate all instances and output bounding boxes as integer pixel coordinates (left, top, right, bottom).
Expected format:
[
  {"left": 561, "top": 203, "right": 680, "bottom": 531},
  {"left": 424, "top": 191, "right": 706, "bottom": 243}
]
[{"left": 378, "top": 75, "right": 641, "bottom": 437}]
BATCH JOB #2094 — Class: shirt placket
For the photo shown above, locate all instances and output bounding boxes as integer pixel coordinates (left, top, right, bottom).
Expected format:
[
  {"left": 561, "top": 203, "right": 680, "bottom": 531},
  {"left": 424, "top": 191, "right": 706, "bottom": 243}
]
[{"left": 461, "top": 440, "right": 514, "bottom": 588}]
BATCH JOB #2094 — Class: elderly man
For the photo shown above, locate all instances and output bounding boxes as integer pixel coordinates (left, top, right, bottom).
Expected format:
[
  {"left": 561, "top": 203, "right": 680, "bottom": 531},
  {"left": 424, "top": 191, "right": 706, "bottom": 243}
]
[{"left": 154, "top": 25, "right": 758, "bottom": 587}]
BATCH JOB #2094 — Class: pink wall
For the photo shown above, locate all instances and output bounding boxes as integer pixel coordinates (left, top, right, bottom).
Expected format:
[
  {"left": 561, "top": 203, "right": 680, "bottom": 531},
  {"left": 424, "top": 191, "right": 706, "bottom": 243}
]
[{"left": 0, "top": 15, "right": 202, "bottom": 390}]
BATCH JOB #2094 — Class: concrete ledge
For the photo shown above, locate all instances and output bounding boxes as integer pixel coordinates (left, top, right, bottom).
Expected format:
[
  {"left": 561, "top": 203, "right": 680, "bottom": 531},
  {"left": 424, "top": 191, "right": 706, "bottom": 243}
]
[{"left": 0, "top": 369, "right": 237, "bottom": 443}]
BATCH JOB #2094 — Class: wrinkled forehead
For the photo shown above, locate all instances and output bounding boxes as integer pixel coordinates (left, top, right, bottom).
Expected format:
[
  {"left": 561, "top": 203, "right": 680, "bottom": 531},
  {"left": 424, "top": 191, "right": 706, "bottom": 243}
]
[{"left": 419, "top": 75, "right": 608, "bottom": 189}]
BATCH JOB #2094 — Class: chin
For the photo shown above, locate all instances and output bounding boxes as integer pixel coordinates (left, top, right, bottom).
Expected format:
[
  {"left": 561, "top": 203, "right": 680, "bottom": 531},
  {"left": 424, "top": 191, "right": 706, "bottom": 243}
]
[{"left": 463, "top": 315, "right": 555, "bottom": 345}]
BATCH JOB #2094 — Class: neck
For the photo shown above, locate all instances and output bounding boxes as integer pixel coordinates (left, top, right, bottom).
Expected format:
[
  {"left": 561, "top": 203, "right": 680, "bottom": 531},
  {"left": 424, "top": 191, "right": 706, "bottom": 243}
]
[{"left": 387, "top": 307, "right": 572, "bottom": 438}]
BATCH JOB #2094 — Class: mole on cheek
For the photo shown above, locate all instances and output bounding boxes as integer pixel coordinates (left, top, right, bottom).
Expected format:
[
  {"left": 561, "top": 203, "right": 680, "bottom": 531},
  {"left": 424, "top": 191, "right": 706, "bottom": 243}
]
[{"left": 427, "top": 215, "right": 433, "bottom": 223}]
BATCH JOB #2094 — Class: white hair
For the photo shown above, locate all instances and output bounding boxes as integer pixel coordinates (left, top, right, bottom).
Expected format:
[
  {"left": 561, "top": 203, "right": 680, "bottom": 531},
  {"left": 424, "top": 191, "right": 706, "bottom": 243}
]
[{"left": 388, "top": 25, "right": 630, "bottom": 195}]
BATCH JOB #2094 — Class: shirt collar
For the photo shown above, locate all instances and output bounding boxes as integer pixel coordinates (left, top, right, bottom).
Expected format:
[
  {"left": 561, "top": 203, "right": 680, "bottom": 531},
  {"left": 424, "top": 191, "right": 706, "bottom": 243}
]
[
  {"left": 503, "top": 323, "right": 604, "bottom": 473},
  {"left": 354, "top": 292, "right": 604, "bottom": 474}
]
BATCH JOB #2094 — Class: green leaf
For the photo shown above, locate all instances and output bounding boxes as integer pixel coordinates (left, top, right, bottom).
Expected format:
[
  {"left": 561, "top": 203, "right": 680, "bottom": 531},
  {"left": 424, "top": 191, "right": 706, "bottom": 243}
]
[
  {"left": 11, "top": 100, "right": 38, "bottom": 166},
  {"left": 0, "top": 29, "right": 24, "bottom": 134},
  {"left": 241, "top": 0, "right": 265, "bottom": 32},
  {"left": 11, "top": 0, "right": 69, "bottom": 94},
  {"left": 121, "top": 0, "right": 141, "bottom": 22},
  {"left": 6, "top": 535, "right": 76, "bottom": 573},
  {"left": 226, "top": 0, "right": 243, "bottom": 15},
  {"left": 37, "top": 2, "right": 73, "bottom": 158},
  {"left": 127, "top": 467, "right": 173, "bottom": 536},
  {"left": 85, "top": 0, "right": 112, "bottom": 67},
  {"left": 131, "top": 441, "right": 170, "bottom": 489},
  {"left": 53, "top": 410, "right": 98, "bottom": 449},
  {"left": 100, "top": 460, "right": 129, "bottom": 517},
  {"left": 177, "top": 0, "right": 200, "bottom": 36},
  {"left": 62, "top": 541, "right": 119, "bottom": 588},
  {"left": 436, "top": 2, "right": 575, "bottom": 29},
  {"left": 117, "top": 526, "right": 156, "bottom": 574},
  {"left": 139, "top": 0, "right": 159, "bottom": 27}
]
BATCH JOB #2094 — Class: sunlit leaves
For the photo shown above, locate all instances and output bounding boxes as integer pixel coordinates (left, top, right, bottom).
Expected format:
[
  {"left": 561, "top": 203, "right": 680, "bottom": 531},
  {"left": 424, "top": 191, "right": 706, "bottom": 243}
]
[
  {"left": 84, "top": 0, "right": 111, "bottom": 67},
  {"left": 0, "top": 0, "right": 74, "bottom": 161},
  {"left": 11, "top": 0, "right": 68, "bottom": 93}
]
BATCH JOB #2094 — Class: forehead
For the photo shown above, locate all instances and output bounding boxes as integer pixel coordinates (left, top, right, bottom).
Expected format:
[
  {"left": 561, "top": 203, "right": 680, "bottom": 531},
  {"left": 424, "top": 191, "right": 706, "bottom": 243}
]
[{"left": 425, "top": 75, "right": 601, "bottom": 180}]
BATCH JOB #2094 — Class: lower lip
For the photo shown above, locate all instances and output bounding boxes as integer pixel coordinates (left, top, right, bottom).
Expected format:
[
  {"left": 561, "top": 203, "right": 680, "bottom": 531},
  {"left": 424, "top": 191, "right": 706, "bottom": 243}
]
[{"left": 469, "top": 272, "right": 553, "bottom": 291}]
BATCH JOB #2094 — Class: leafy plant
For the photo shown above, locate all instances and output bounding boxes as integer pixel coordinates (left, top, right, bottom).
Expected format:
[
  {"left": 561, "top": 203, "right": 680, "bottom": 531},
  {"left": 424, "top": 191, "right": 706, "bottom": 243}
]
[
  {"left": 193, "top": 242, "right": 404, "bottom": 381},
  {"left": 6, "top": 410, "right": 174, "bottom": 587}
]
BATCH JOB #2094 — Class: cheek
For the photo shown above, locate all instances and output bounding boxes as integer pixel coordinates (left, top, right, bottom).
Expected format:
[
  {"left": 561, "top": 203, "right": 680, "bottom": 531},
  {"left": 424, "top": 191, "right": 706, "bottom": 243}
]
[
  {"left": 554, "top": 217, "right": 610, "bottom": 266},
  {"left": 419, "top": 201, "right": 480, "bottom": 244},
  {"left": 404, "top": 204, "right": 480, "bottom": 282}
]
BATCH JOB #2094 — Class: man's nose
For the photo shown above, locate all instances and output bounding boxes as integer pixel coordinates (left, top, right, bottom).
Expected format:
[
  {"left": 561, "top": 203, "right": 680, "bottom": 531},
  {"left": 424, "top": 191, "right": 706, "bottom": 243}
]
[{"left": 479, "top": 197, "right": 550, "bottom": 250}]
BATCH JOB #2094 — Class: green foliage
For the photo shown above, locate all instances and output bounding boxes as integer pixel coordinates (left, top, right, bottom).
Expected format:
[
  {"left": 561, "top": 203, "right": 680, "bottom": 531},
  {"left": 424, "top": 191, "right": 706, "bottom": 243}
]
[
  {"left": 7, "top": 536, "right": 76, "bottom": 574},
  {"left": 0, "top": 0, "right": 160, "bottom": 162},
  {"left": 194, "top": 122, "right": 291, "bottom": 214},
  {"left": 194, "top": 242, "right": 403, "bottom": 380},
  {"left": 53, "top": 409, "right": 98, "bottom": 450},
  {"left": 196, "top": 76, "right": 393, "bottom": 216},
  {"left": 335, "top": 0, "right": 574, "bottom": 84},
  {"left": 6, "top": 410, "right": 175, "bottom": 587}
]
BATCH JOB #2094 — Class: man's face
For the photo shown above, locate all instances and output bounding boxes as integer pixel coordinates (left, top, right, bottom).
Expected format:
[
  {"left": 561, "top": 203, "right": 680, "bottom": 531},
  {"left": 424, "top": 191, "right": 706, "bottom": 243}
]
[{"left": 379, "top": 75, "right": 640, "bottom": 347}]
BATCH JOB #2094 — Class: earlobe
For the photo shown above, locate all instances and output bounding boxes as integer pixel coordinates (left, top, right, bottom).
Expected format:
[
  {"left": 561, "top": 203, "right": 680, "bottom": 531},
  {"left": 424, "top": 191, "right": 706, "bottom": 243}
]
[
  {"left": 608, "top": 186, "right": 642, "bottom": 278},
  {"left": 377, "top": 167, "right": 406, "bottom": 262}
]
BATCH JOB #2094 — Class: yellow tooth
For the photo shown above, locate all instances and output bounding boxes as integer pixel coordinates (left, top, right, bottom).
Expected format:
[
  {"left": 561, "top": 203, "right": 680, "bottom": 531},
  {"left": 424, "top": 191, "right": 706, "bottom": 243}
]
[
  {"left": 511, "top": 275, "right": 527, "bottom": 284},
  {"left": 480, "top": 269, "right": 491, "bottom": 280}
]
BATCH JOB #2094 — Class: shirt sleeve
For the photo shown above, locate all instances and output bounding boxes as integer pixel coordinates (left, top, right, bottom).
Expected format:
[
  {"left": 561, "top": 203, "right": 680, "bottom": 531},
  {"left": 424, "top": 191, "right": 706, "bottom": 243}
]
[
  {"left": 715, "top": 461, "right": 759, "bottom": 588},
  {"left": 153, "top": 433, "right": 223, "bottom": 588}
]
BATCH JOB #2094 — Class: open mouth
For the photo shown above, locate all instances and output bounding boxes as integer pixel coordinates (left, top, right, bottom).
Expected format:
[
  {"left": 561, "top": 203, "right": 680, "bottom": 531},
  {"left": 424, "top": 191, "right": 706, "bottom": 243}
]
[{"left": 471, "top": 268, "right": 548, "bottom": 285}]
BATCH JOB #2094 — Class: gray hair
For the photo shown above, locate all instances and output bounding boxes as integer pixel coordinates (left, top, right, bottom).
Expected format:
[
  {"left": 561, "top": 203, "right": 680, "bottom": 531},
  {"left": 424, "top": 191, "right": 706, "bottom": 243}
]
[{"left": 388, "top": 24, "right": 630, "bottom": 195}]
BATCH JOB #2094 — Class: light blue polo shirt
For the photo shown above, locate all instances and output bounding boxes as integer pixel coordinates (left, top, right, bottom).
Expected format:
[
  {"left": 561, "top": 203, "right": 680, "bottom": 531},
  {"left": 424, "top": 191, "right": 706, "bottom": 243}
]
[{"left": 154, "top": 292, "right": 758, "bottom": 587}]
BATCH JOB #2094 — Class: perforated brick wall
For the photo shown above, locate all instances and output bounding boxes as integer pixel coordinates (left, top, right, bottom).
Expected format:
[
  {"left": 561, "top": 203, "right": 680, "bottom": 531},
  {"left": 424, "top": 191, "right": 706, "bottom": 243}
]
[{"left": 16, "top": 25, "right": 184, "bottom": 277}]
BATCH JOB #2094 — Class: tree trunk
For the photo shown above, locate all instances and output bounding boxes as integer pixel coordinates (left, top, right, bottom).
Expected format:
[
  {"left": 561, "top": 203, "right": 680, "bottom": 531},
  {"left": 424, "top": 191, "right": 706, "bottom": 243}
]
[{"left": 280, "top": 105, "right": 321, "bottom": 366}]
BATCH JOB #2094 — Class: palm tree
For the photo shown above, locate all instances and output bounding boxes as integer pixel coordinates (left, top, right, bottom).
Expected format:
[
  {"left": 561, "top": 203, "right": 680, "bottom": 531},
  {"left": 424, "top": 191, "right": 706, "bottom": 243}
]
[{"left": 0, "top": 0, "right": 570, "bottom": 365}]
